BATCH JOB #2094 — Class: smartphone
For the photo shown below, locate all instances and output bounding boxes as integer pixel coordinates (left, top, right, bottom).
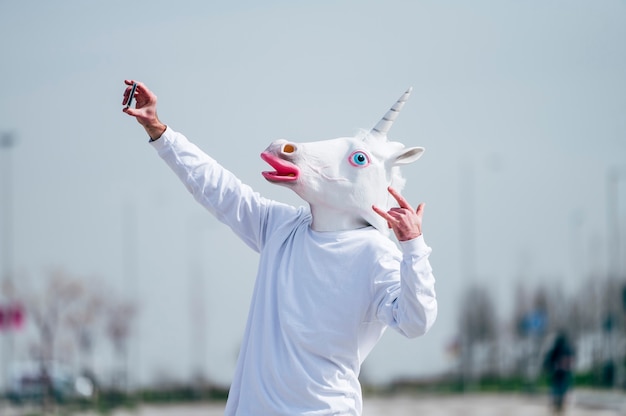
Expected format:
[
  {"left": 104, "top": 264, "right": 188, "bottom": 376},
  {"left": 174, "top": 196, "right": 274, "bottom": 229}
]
[{"left": 126, "top": 82, "right": 138, "bottom": 108}]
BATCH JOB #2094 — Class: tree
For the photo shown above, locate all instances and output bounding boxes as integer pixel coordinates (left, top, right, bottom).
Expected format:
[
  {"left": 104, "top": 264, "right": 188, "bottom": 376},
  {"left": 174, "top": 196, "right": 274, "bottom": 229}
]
[
  {"left": 457, "top": 284, "right": 497, "bottom": 384},
  {"left": 15, "top": 269, "right": 137, "bottom": 406},
  {"left": 24, "top": 269, "right": 84, "bottom": 409},
  {"left": 105, "top": 296, "right": 136, "bottom": 392}
]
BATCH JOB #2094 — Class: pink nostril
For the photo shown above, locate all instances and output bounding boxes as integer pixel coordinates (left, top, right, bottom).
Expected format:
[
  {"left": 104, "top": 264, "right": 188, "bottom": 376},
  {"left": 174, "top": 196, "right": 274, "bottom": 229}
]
[{"left": 282, "top": 143, "right": 296, "bottom": 154}]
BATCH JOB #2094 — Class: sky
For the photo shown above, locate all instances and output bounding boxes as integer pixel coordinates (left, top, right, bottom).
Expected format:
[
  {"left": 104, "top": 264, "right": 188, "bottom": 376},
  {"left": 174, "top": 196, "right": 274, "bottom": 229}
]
[{"left": 0, "top": 0, "right": 625, "bottom": 388}]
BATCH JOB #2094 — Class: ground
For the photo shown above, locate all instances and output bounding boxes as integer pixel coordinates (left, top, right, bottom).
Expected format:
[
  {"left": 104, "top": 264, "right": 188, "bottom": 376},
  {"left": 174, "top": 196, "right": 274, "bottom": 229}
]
[{"left": 56, "top": 390, "right": 623, "bottom": 416}]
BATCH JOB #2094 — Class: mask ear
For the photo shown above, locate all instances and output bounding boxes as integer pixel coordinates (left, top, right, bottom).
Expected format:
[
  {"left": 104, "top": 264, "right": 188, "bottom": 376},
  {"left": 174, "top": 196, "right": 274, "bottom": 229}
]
[{"left": 391, "top": 146, "right": 424, "bottom": 166}]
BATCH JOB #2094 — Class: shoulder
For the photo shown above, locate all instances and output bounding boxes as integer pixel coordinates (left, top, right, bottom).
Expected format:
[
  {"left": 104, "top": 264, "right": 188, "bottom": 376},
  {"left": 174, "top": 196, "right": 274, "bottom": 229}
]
[{"left": 264, "top": 204, "right": 311, "bottom": 237}]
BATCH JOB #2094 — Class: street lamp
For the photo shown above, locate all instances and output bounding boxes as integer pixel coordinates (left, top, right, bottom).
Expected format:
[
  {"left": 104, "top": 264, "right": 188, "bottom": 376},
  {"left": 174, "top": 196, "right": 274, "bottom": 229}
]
[
  {"left": 607, "top": 167, "right": 621, "bottom": 279},
  {"left": 1, "top": 131, "right": 16, "bottom": 394},
  {"left": 1, "top": 132, "right": 15, "bottom": 286}
]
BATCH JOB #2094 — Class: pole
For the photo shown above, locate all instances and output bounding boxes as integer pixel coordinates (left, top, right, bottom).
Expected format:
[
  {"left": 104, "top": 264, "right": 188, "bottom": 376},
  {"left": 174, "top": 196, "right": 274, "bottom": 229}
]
[
  {"left": 458, "top": 162, "right": 476, "bottom": 389},
  {"left": 607, "top": 167, "right": 620, "bottom": 279},
  {"left": 123, "top": 200, "right": 138, "bottom": 393},
  {"left": 1, "top": 132, "right": 15, "bottom": 394},
  {"left": 188, "top": 217, "right": 207, "bottom": 386}
]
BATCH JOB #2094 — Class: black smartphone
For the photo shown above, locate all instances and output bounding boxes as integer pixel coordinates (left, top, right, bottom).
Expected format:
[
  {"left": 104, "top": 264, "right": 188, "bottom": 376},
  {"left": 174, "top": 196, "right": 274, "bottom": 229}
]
[{"left": 126, "top": 82, "right": 138, "bottom": 108}]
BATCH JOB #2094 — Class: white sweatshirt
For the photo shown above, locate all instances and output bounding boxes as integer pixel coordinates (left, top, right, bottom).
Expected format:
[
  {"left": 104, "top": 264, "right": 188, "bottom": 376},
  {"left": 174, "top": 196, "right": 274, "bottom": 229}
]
[{"left": 151, "top": 127, "right": 437, "bottom": 415}]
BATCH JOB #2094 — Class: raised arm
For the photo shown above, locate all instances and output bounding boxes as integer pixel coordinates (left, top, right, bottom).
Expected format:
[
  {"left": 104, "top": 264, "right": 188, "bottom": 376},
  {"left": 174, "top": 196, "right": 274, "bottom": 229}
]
[
  {"left": 119, "top": 80, "right": 300, "bottom": 253},
  {"left": 372, "top": 187, "right": 436, "bottom": 338},
  {"left": 122, "top": 79, "right": 167, "bottom": 140}
]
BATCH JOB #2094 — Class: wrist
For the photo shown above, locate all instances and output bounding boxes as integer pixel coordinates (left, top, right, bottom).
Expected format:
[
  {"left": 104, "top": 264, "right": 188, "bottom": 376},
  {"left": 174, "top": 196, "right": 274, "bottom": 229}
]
[
  {"left": 397, "top": 231, "right": 421, "bottom": 242},
  {"left": 144, "top": 120, "right": 167, "bottom": 141},
  {"left": 399, "top": 234, "right": 430, "bottom": 256}
]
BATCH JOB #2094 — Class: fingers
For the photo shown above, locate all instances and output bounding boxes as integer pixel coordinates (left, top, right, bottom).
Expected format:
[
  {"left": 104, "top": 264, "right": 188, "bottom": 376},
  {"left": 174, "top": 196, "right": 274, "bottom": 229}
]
[
  {"left": 374, "top": 192, "right": 425, "bottom": 222},
  {"left": 372, "top": 205, "right": 410, "bottom": 229},
  {"left": 373, "top": 188, "right": 423, "bottom": 221},
  {"left": 122, "top": 80, "right": 134, "bottom": 106},
  {"left": 372, "top": 204, "right": 393, "bottom": 224},
  {"left": 387, "top": 187, "right": 413, "bottom": 211},
  {"left": 373, "top": 189, "right": 425, "bottom": 240},
  {"left": 122, "top": 79, "right": 142, "bottom": 106},
  {"left": 416, "top": 202, "right": 425, "bottom": 218},
  {"left": 122, "top": 106, "right": 137, "bottom": 116}
]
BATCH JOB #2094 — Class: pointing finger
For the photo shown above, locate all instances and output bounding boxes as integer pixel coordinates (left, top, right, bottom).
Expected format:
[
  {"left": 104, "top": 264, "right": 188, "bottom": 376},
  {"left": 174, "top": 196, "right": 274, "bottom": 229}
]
[
  {"left": 387, "top": 187, "right": 414, "bottom": 211},
  {"left": 372, "top": 205, "right": 394, "bottom": 224}
]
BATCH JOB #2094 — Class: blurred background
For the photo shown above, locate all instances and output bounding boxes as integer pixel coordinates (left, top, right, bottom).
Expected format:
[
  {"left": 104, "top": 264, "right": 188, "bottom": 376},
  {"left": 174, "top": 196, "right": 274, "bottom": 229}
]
[{"left": 0, "top": 0, "right": 624, "bottom": 414}]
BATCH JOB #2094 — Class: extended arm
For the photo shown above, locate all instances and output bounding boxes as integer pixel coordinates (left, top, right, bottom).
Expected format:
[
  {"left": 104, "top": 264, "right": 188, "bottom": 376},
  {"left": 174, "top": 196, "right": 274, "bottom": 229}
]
[
  {"left": 122, "top": 80, "right": 264, "bottom": 251},
  {"left": 121, "top": 80, "right": 297, "bottom": 252}
]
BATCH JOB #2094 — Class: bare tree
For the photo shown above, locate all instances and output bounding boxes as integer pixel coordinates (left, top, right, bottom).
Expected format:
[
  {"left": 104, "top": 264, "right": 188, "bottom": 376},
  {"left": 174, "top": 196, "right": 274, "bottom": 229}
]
[
  {"left": 457, "top": 284, "right": 497, "bottom": 385},
  {"left": 25, "top": 269, "right": 84, "bottom": 409},
  {"left": 65, "top": 285, "right": 105, "bottom": 384},
  {"left": 105, "top": 296, "right": 136, "bottom": 392},
  {"left": 16, "top": 269, "right": 138, "bottom": 405}
]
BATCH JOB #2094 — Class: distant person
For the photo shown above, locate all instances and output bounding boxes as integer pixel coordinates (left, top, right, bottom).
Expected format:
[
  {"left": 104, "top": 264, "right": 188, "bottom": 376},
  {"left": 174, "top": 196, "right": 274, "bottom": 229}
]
[
  {"left": 543, "top": 331, "right": 575, "bottom": 414},
  {"left": 121, "top": 80, "right": 437, "bottom": 415}
]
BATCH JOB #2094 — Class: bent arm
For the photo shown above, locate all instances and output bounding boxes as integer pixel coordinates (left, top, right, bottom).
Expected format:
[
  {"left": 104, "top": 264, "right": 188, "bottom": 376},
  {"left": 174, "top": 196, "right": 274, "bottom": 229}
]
[{"left": 374, "top": 235, "right": 437, "bottom": 338}]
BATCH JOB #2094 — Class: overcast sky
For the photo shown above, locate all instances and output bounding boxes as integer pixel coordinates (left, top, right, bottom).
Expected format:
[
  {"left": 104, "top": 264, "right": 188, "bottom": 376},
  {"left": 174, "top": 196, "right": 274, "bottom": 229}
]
[{"left": 1, "top": 0, "right": 625, "bottom": 387}]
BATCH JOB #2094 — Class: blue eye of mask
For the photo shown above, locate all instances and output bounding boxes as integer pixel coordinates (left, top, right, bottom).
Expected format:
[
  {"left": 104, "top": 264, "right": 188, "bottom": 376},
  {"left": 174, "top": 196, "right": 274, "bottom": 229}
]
[{"left": 349, "top": 151, "right": 370, "bottom": 167}]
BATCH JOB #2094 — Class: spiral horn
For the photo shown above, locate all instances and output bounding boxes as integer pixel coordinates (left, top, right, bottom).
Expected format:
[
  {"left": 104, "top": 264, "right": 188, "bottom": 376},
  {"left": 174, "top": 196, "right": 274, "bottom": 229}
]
[{"left": 370, "top": 87, "right": 412, "bottom": 138}]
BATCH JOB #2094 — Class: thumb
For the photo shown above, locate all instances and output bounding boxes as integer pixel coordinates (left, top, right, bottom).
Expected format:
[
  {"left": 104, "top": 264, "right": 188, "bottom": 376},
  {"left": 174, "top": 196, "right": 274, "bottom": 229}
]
[
  {"left": 415, "top": 202, "right": 425, "bottom": 217},
  {"left": 123, "top": 107, "right": 139, "bottom": 117}
]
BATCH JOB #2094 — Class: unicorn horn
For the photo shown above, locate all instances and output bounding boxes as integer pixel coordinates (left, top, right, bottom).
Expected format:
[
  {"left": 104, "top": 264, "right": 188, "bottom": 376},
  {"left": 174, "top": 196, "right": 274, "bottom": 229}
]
[{"left": 370, "top": 87, "right": 412, "bottom": 138}]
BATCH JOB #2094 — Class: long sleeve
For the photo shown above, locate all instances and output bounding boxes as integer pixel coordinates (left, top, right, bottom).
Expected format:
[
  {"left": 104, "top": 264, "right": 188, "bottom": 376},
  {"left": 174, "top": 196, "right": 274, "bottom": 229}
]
[
  {"left": 150, "top": 127, "right": 296, "bottom": 252},
  {"left": 373, "top": 235, "right": 437, "bottom": 338}
]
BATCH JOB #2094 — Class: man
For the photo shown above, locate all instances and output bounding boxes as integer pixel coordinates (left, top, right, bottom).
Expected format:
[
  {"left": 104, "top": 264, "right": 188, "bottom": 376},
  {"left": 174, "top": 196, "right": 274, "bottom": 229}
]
[
  {"left": 543, "top": 331, "right": 575, "bottom": 414},
  {"left": 122, "top": 80, "right": 437, "bottom": 415}
]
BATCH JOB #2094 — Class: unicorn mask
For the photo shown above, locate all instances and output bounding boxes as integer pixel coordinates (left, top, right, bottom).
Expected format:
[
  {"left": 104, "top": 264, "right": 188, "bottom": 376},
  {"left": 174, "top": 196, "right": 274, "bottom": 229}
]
[{"left": 261, "top": 88, "right": 424, "bottom": 233}]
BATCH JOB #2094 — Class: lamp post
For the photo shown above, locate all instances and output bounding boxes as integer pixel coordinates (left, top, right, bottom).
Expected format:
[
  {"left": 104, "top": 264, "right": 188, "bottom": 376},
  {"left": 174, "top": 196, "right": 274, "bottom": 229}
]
[
  {"left": 1, "top": 131, "right": 16, "bottom": 393},
  {"left": 607, "top": 167, "right": 621, "bottom": 279},
  {"left": 1, "top": 132, "right": 14, "bottom": 286}
]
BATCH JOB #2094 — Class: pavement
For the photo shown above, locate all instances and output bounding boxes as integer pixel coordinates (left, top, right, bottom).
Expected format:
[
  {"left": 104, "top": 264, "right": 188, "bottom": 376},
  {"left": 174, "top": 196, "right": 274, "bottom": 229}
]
[{"left": 3, "top": 390, "right": 625, "bottom": 415}]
